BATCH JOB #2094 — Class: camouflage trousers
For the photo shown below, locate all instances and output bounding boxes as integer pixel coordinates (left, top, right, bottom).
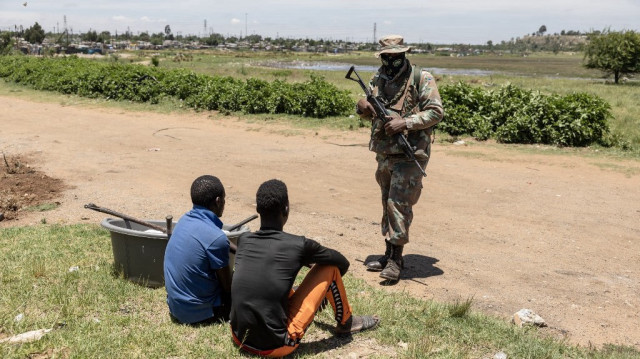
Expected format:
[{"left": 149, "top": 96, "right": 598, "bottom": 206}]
[{"left": 374, "top": 152, "right": 428, "bottom": 246}]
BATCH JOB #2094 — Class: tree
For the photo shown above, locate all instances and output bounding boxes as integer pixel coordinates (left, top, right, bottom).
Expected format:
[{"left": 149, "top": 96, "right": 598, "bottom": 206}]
[
  {"left": 164, "top": 25, "right": 172, "bottom": 40},
  {"left": 0, "top": 31, "right": 14, "bottom": 54},
  {"left": 584, "top": 29, "right": 640, "bottom": 84},
  {"left": 538, "top": 25, "right": 547, "bottom": 36},
  {"left": 24, "top": 22, "right": 45, "bottom": 44},
  {"left": 203, "top": 33, "right": 225, "bottom": 46},
  {"left": 182, "top": 34, "right": 199, "bottom": 42},
  {"left": 98, "top": 31, "right": 111, "bottom": 43},
  {"left": 150, "top": 32, "right": 164, "bottom": 46},
  {"left": 245, "top": 34, "right": 262, "bottom": 44},
  {"left": 82, "top": 30, "right": 98, "bottom": 42}
]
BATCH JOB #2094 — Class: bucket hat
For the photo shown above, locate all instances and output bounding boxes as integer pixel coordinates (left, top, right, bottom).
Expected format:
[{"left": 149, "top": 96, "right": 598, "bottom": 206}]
[{"left": 375, "top": 34, "right": 411, "bottom": 58}]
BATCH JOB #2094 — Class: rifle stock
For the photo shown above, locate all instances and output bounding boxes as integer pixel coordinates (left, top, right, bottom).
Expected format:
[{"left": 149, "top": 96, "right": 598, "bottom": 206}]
[{"left": 345, "top": 66, "right": 427, "bottom": 177}]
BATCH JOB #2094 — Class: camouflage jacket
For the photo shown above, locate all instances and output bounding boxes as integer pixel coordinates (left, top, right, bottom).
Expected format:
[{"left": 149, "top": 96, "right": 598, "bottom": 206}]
[{"left": 367, "top": 59, "right": 444, "bottom": 158}]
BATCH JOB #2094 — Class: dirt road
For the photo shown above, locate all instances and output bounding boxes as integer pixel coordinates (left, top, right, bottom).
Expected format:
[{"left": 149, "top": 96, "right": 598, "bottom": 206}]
[{"left": 1, "top": 95, "right": 639, "bottom": 349}]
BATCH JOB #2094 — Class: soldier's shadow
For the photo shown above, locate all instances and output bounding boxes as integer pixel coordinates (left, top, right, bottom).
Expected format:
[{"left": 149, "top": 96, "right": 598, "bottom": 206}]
[{"left": 364, "top": 254, "right": 443, "bottom": 286}]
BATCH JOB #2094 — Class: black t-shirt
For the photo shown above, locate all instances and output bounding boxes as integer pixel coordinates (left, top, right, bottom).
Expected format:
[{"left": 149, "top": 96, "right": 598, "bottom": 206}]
[{"left": 230, "top": 229, "right": 349, "bottom": 350}]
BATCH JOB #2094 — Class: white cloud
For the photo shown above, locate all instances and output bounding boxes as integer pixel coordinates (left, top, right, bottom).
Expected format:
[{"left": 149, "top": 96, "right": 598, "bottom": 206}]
[{"left": 230, "top": 18, "right": 241, "bottom": 25}]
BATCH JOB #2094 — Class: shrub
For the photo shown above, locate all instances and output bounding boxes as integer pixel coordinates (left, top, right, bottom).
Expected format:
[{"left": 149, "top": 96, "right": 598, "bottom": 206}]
[
  {"left": 0, "top": 56, "right": 352, "bottom": 118},
  {"left": 440, "top": 81, "right": 611, "bottom": 147}
]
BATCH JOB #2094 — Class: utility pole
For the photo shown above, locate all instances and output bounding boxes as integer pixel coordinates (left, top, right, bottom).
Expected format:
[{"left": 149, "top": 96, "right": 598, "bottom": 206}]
[
  {"left": 245, "top": 13, "right": 248, "bottom": 40},
  {"left": 204, "top": 19, "right": 207, "bottom": 37},
  {"left": 373, "top": 22, "right": 376, "bottom": 44},
  {"left": 64, "top": 15, "right": 68, "bottom": 46}
]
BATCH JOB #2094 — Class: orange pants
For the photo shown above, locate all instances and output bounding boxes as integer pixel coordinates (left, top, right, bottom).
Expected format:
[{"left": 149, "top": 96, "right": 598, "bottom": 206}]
[{"left": 232, "top": 265, "right": 353, "bottom": 358}]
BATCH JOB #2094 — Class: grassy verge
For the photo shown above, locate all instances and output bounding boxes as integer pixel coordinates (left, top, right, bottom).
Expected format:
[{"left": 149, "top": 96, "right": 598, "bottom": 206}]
[
  {"left": 1, "top": 224, "right": 639, "bottom": 358},
  {"left": 0, "top": 78, "right": 191, "bottom": 116},
  {"left": 136, "top": 51, "right": 602, "bottom": 78},
  {"left": 0, "top": 78, "right": 365, "bottom": 134}
]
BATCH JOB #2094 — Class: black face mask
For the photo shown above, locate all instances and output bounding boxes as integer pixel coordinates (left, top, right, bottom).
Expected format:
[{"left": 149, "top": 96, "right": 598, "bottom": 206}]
[{"left": 381, "top": 53, "right": 405, "bottom": 76}]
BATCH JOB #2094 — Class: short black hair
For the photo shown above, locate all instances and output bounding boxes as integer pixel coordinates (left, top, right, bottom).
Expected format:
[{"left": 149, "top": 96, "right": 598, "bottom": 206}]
[
  {"left": 256, "top": 179, "right": 288, "bottom": 216},
  {"left": 191, "top": 175, "right": 224, "bottom": 208}
]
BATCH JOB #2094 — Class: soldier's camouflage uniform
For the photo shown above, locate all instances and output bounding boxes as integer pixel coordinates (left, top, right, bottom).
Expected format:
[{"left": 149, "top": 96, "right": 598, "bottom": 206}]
[{"left": 366, "top": 60, "right": 443, "bottom": 246}]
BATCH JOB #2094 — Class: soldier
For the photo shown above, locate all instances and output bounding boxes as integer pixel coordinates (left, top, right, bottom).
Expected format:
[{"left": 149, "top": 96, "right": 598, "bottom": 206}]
[{"left": 356, "top": 34, "right": 443, "bottom": 282}]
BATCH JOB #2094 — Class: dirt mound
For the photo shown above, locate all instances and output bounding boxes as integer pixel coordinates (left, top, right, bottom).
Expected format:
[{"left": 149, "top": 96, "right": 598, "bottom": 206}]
[{"left": 0, "top": 153, "right": 65, "bottom": 222}]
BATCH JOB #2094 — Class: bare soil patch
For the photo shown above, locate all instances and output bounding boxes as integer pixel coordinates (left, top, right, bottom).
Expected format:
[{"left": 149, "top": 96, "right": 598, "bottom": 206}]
[
  {"left": 0, "top": 153, "right": 65, "bottom": 222},
  {"left": 0, "top": 95, "right": 639, "bottom": 350}
]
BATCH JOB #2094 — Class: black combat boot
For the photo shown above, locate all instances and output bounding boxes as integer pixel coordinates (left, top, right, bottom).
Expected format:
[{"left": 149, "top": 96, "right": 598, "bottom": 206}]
[
  {"left": 366, "top": 240, "right": 392, "bottom": 272},
  {"left": 379, "top": 245, "right": 404, "bottom": 281}
]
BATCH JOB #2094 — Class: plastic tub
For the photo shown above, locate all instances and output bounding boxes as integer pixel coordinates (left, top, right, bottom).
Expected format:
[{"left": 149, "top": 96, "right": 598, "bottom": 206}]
[{"left": 101, "top": 218, "right": 249, "bottom": 288}]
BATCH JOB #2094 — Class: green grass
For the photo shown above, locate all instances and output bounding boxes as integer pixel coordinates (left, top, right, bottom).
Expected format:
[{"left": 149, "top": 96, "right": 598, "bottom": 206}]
[
  {"left": 442, "top": 139, "right": 640, "bottom": 177},
  {"left": 22, "top": 203, "right": 59, "bottom": 212},
  {"left": 324, "top": 51, "right": 602, "bottom": 78},
  {"left": 143, "top": 50, "right": 601, "bottom": 78},
  {"left": 141, "top": 51, "right": 604, "bottom": 82},
  {"left": 0, "top": 78, "right": 194, "bottom": 116},
  {"left": 1, "top": 224, "right": 639, "bottom": 358}
]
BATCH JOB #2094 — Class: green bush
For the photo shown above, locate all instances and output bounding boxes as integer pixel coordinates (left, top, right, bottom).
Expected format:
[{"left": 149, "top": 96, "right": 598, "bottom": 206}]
[
  {"left": 0, "top": 55, "right": 352, "bottom": 118},
  {"left": 440, "top": 81, "right": 611, "bottom": 147}
]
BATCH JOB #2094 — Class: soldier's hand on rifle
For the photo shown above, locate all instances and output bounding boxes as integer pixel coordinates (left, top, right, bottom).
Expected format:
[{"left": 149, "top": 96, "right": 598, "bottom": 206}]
[
  {"left": 384, "top": 113, "right": 407, "bottom": 135},
  {"left": 356, "top": 98, "right": 376, "bottom": 118}
]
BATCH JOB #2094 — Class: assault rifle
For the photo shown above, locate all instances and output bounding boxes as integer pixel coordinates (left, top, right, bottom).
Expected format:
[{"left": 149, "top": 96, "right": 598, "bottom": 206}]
[{"left": 345, "top": 66, "right": 426, "bottom": 177}]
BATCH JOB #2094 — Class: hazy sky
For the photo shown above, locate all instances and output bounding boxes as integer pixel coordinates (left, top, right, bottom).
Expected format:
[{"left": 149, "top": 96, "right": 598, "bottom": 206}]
[{"left": 2, "top": 0, "right": 639, "bottom": 44}]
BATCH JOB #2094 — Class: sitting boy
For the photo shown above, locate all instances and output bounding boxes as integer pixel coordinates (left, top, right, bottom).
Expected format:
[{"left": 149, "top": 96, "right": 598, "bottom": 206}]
[
  {"left": 230, "top": 179, "right": 379, "bottom": 357},
  {"left": 164, "top": 175, "right": 232, "bottom": 324}
]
